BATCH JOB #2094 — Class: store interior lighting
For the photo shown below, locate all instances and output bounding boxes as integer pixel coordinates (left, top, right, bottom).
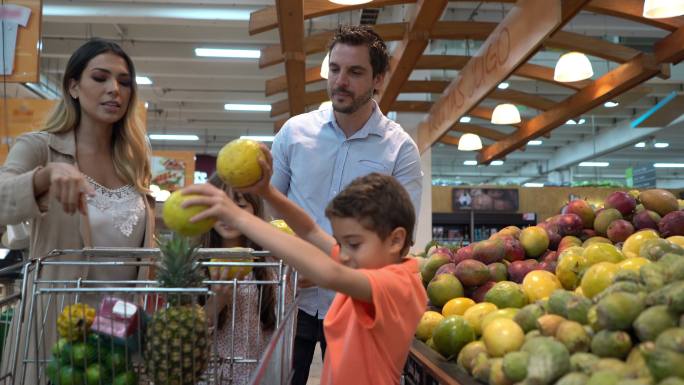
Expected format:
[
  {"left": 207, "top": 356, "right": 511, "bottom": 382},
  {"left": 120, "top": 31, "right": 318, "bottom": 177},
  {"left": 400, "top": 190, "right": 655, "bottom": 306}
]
[
  {"left": 523, "top": 182, "right": 544, "bottom": 187},
  {"left": 457, "top": 133, "right": 483, "bottom": 151},
  {"left": 149, "top": 134, "right": 199, "bottom": 141},
  {"left": 634, "top": 142, "right": 646, "bottom": 148},
  {"left": 459, "top": 116, "right": 471, "bottom": 123},
  {"left": 654, "top": 163, "right": 684, "bottom": 168},
  {"left": 604, "top": 101, "right": 619, "bottom": 108},
  {"left": 497, "top": 82, "right": 510, "bottom": 89},
  {"left": 554, "top": 52, "right": 594, "bottom": 82},
  {"left": 136, "top": 76, "right": 152, "bottom": 85},
  {"left": 463, "top": 160, "right": 478, "bottom": 166},
  {"left": 527, "top": 140, "right": 543, "bottom": 146},
  {"left": 320, "top": 53, "right": 329, "bottom": 79},
  {"left": 654, "top": 142, "right": 670, "bottom": 148},
  {"left": 579, "top": 161, "right": 610, "bottom": 167},
  {"left": 490, "top": 160, "right": 504, "bottom": 166},
  {"left": 224, "top": 104, "right": 271, "bottom": 112},
  {"left": 195, "top": 48, "right": 260, "bottom": 58},
  {"left": 491, "top": 103, "right": 521, "bottom": 125},
  {"left": 643, "top": 0, "right": 684, "bottom": 18}
]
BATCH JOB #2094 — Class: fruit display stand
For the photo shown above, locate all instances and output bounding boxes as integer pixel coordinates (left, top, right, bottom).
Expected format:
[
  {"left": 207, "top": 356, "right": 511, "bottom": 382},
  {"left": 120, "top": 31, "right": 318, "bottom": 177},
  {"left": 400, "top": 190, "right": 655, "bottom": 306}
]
[
  {"left": 404, "top": 339, "right": 480, "bottom": 385},
  {"left": 0, "top": 246, "right": 296, "bottom": 385}
]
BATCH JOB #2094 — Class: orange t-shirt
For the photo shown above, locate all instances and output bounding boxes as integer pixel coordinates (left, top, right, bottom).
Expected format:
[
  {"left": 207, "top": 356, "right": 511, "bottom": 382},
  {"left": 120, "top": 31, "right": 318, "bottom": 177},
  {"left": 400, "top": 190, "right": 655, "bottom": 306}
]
[{"left": 320, "top": 253, "right": 427, "bottom": 385}]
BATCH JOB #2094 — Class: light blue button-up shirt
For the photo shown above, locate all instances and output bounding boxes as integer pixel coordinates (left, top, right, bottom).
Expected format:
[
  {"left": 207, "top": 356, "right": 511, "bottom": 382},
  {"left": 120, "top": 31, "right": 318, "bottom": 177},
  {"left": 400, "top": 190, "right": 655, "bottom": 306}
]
[{"left": 271, "top": 101, "right": 423, "bottom": 319}]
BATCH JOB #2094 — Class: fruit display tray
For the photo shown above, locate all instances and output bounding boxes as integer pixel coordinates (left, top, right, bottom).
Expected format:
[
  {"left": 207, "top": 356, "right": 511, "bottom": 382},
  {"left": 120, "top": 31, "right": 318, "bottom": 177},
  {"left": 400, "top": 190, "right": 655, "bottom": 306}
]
[{"left": 404, "top": 339, "right": 481, "bottom": 385}]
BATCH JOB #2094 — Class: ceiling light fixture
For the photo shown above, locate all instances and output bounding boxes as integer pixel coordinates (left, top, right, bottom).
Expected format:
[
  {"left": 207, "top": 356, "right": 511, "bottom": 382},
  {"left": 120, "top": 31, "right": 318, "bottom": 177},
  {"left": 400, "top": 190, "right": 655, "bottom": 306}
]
[
  {"left": 459, "top": 116, "right": 472, "bottom": 123},
  {"left": 224, "top": 104, "right": 271, "bottom": 112},
  {"left": 654, "top": 163, "right": 684, "bottom": 168},
  {"left": 566, "top": 119, "right": 577, "bottom": 125},
  {"left": 463, "top": 160, "right": 478, "bottom": 166},
  {"left": 523, "top": 182, "right": 544, "bottom": 187},
  {"left": 643, "top": 0, "right": 684, "bottom": 18},
  {"left": 579, "top": 161, "right": 610, "bottom": 167},
  {"left": 490, "top": 160, "right": 504, "bottom": 166},
  {"left": 148, "top": 134, "right": 199, "bottom": 141},
  {"left": 578, "top": 118, "right": 586, "bottom": 124},
  {"left": 457, "top": 133, "right": 483, "bottom": 151},
  {"left": 654, "top": 142, "right": 670, "bottom": 148},
  {"left": 329, "top": 0, "right": 373, "bottom": 4},
  {"left": 554, "top": 52, "right": 594, "bottom": 82},
  {"left": 320, "top": 53, "right": 329, "bottom": 79},
  {"left": 240, "top": 135, "right": 275, "bottom": 142},
  {"left": 604, "top": 101, "right": 619, "bottom": 108},
  {"left": 195, "top": 48, "right": 260, "bottom": 58},
  {"left": 528, "top": 140, "right": 543, "bottom": 146},
  {"left": 491, "top": 103, "right": 521, "bottom": 125},
  {"left": 136, "top": 76, "right": 152, "bottom": 85},
  {"left": 634, "top": 142, "right": 646, "bottom": 148},
  {"left": 497, "top": 82, "right": 510, "bottom": 89}
]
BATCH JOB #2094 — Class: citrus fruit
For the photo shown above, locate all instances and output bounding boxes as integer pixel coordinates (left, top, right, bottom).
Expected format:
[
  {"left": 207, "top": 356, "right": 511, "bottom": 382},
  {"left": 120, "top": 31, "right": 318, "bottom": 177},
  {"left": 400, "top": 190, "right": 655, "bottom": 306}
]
[
  {"left": 617, "top": 257, "right": 650, "bottom": 273},
  {"left": 432, "top": 315, "right": 476, "bottom": 358},
  {"left": 580, "top": 262, "right": 619, "bottom": 299},
  {"left": 415, "top": 311, "right": 444, "bottom": 341},
  {"left": 463, "top": 302, "right": 498, "bottom": 335},
  {"left": 442, "top": 297, "right": 476, "bottom": 317},
  {"left": 484, "top": 281, "right": 528, "bottom": 309},
  {"left": 85, "top": 363, "right": 111, "bottom": 385},
  {"left": 522, "top": 270, "right": 562, "bottom": 302},
  {"left": 622, "top": 229, "right": 659, "bottom": 259},
  {"left": 482, "top": 318, "right": 524, "bottom": 357},
  {"left": 216, "top": 139, "right": 264, "bottom": 188},
  {"left": 481, "top": 308, "right": 519, "bottom": 332},
  {"left": 583, "top": 243, "right": 624, "bottom": 265},
  {"left": 270, "top": 219, "right": 294, "bottom": 235},
  {"left": 162, "top": 190, "right": 216, "bottom": 237}
]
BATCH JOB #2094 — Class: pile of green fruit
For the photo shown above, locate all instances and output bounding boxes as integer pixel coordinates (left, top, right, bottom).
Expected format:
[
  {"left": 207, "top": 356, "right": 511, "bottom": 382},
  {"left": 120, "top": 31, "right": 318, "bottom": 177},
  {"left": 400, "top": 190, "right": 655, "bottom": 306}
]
[{"left": 46, "top": 304, "right": 138, "bottom": 385}]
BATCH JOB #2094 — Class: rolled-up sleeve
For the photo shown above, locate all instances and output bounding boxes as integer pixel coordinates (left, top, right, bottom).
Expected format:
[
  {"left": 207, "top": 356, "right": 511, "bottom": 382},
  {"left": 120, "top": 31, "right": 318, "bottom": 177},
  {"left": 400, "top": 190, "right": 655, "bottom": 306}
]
[
  {"left": 393, "top": 139, "right": 423, "bottom": 218},
  {"left": 0, "top": 134, "right": 48, "bottom": 225}
]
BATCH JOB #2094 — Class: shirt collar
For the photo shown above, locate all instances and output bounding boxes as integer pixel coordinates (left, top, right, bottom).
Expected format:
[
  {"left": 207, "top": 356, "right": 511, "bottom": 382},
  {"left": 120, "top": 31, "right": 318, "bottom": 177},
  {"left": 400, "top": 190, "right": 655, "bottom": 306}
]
[
  {"left": 325, "top": 99, "right": 387, "bottom": 138},
  {"left": 47, "top": 129, "right": 77, "bottom": 157}
]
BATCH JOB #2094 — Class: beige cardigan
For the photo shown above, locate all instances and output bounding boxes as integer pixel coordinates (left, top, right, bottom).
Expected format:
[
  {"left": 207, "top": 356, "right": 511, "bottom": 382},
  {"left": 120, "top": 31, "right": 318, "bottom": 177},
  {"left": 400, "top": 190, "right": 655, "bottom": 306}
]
[{"left": 0, "top": 130, "right": 155, "bottom": 384}]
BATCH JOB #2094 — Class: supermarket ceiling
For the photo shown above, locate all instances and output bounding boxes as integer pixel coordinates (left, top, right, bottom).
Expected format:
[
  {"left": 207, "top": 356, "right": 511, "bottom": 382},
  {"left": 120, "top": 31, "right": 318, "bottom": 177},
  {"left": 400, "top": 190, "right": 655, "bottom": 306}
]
[{"left": 27, "top": 1, "right": 684, "bottom": 186}]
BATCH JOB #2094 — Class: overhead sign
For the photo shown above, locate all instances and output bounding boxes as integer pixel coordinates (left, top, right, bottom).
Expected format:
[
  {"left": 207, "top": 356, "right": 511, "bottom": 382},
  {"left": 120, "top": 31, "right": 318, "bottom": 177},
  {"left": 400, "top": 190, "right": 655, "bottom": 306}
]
[{"left": 632, "top": 163, "right": 657, "bottom": 188}]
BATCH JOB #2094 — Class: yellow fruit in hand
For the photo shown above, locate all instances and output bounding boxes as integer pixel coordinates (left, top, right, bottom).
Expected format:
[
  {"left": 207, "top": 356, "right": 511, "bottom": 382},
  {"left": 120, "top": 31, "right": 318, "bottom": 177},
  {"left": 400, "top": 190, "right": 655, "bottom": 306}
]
[
  {"left": 442, "top": 297, "right": 476, "bottom": 317},
  {"left": 522, "top": 270, "right": 562, "bottom": 302},
  {"left": 270, "top": 219, "right": 294, "bottom": 235},
  {"left": 416, "top": 311, "right": 444, "bottom": 341},
  {"left": 163, "top": 190, "right": 216, "bottom": 237},
  {"left": 216, "top": 139, "right": 264, "bottom": 188}
]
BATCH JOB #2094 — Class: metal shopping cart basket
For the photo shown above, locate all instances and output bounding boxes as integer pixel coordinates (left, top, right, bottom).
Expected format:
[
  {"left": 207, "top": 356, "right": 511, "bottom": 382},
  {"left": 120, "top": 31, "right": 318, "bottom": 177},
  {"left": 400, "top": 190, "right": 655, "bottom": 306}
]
[{"left": 0, "top": 247, "right": 298, "bottom": 385}]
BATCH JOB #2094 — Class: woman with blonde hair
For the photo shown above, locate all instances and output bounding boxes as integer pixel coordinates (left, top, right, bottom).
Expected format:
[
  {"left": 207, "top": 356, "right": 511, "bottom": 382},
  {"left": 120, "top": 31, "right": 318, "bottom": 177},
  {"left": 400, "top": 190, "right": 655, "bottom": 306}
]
[{"left": 0, "top": 38, "right": 155, "bottom": 384}]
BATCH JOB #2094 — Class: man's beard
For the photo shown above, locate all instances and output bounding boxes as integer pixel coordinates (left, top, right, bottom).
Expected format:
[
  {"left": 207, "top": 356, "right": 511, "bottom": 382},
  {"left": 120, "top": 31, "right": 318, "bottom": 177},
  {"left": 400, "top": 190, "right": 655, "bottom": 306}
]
[{"left": 329, "top": 86, "right": 374, "bottom": 114}]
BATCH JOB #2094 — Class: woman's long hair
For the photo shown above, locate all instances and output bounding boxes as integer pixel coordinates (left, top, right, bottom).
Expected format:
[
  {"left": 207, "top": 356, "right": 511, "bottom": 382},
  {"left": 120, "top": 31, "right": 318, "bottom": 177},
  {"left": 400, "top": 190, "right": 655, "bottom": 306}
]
[
  {"left": 42, "top": 38, "right": 151, "bottom": 193},
  {"left": 202, "top": 173, "right": 277, "bottom": 331}
]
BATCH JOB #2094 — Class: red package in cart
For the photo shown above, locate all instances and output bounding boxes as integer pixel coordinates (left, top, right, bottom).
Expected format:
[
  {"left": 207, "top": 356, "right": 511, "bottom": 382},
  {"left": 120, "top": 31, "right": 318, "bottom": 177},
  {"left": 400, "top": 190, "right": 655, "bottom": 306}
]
[{"left": 91, "top": 297, "right": 140, "bottom": 339}]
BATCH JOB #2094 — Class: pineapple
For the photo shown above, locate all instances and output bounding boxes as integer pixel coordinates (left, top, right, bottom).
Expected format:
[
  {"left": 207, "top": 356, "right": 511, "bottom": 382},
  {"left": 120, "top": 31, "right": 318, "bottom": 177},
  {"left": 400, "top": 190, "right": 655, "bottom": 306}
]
[{"left": 145, "top": 234, "right": 210, "bottom": 385}]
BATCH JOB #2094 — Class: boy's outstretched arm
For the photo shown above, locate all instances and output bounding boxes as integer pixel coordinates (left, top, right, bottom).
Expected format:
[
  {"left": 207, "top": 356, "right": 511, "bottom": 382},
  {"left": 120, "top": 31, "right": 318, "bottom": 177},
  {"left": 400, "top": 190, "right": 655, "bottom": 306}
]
[
  {"left": 182, "top": 183, "right": 373, "bottom": 303},
  {"left": 237, "top": 145, "right": 336, "bottom": 254}
]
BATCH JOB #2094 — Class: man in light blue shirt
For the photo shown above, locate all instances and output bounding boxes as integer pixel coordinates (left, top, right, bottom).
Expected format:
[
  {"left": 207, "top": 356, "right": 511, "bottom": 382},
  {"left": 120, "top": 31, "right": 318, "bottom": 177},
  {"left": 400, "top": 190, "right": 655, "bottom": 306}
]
[{"left": 270, "top": 25, "right": 422, "bottom": 385}]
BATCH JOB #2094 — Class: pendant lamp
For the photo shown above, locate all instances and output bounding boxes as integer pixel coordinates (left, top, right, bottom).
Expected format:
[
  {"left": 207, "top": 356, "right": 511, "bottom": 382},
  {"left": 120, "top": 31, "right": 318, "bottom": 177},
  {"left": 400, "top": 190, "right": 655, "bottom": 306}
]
[
  {"left": 491, "top": 104, "right": 521, "bottom": 125},
  {"left": 643, "top": 0, "right": 684, "bottom": 18},
  {"left": 554, "top": 52, "right": 593, "bottom": 82},
  {"left": 320, "top": 53, "right": 329, "bottom": 79},
  {"left": 458, "top": 133, "right": 483, "bottom": 151}
]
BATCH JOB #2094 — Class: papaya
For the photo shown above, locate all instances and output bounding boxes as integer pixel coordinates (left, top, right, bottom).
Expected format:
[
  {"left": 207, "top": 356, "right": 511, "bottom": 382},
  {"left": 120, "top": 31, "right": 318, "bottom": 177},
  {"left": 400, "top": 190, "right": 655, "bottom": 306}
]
[
  {"left": 565, "top": 296, "right": 592, "bottom": 324},
  {"left": 646, "top": 281, "right": 684, "bottom": 306},
  {"left": 547, "top": 290, "right": 575, "bottom": 318},
  {"left": 569, "top": 352, "right": 599, "bottom": 374},
  {"left": 633, "top": 305, "right": 679, "bottom": 342},
  {"left": 591, "top": 330, "right": 632, "bottom": 359},
  {"left": 522, "top": 336, "right": 571, "bottom": 385},
  {"left": 556, "top": 372, "right": 590, "bottom": 385},
  {"left": 640, "top": 342, "right": 684, "bottom": 381},
  {"left": 639, "top": 238, "right": 684, "bottom": 261},
  {"left": 613, "top": 269, "right": 642, "bottom": 283},
  {"left": 655, "top": 328, "right": 684, "bottom": 354},
  {"left": 587, "top": 370, "right": 621, "bottom": 385},
  {"left": 594, "top": 281, "right": 646, "bottom": 302},
  {"left": 641, "top": 263, "right": 667, "bottom": 291},
  {"left": 514, "top": 303, "right": 545, "bottom": 333},
  {"left": 502, "top": 351, "right": 529, "bottom": 382},
  {"left": 596, "top": 292, "right": 645, "bottom": 331},
  {"left": 670, "top": 285, "right": 684, "bottom": 314}
]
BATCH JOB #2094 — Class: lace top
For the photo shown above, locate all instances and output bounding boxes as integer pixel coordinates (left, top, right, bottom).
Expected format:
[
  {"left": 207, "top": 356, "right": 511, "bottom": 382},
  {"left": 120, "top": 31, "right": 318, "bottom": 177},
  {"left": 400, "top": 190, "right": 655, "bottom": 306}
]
[{"left": 82, "top": 174, "right": 146, "bottom": 248}]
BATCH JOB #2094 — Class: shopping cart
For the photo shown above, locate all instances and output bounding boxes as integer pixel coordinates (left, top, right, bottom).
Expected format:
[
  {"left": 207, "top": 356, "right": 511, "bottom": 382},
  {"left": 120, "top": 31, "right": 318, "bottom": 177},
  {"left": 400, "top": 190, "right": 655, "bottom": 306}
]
[{"left": 0, "top": 247, "right": 297, "bottom": 385}]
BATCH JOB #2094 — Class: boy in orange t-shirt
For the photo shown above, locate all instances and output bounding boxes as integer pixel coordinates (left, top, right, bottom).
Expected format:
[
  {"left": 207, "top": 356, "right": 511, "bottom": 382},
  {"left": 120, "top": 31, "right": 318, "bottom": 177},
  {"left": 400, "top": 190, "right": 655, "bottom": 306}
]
[{"left": 182, "top": 153, "right": 427, "bottom": 385}]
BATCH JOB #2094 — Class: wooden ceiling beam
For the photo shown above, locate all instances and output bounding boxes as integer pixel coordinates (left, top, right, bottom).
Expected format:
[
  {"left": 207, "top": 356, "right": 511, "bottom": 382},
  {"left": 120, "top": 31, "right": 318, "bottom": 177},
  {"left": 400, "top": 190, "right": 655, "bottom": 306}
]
[
  {"left": 250, "top": 0, "right": 680, "bottom": 35},
  {"left": 416, "top": 0, "right": 581, "bottom": 153},
  {"left": 271, "top": 89, "right": 328, "bottom": 117},
  {"left": 655, "top": 26, "right": 684, "bottom": 64},
  {"left": 477, "top": 53, "right": 665, "bottom": 163},
  {"left": 260, "top": 21, "right": 637, "bottom": 69},
  {"left": 450, "top": 123, "right": 508, "bottom": 141},
  {"left": 439, "top": 135, "right": 461, "bottom": 146},
  {"left": 488, "top": 89, "right": 557, "bottom": 111},
  {"left": 378, "top": 0, "right": 449, "bottom": 113},
  {"left": 275, "top": 0, "right": 306, "bottom": 116},
  {"left": 266, "top": 66, "right": 322, "bottom": 96}
]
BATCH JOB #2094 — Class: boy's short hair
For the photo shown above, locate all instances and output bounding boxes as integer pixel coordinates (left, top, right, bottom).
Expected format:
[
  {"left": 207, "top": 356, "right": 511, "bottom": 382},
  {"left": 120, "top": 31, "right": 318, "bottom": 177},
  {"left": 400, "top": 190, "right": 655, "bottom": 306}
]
[
  {"left": 328, "top": 25, "right": 390, "bottom": 78},
  {"left": 325, "top": 173, "right": 415, "bottom": 256}
]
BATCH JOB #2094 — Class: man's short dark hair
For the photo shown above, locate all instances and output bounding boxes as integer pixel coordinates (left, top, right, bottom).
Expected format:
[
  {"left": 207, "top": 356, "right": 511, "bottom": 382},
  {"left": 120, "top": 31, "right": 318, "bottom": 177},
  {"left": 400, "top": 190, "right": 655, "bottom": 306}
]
[
  {"left": 325, "top": 173, "right": 415, "bottom": 256},
  {"left": 328, "top": 25, "right": 390, "bottom": 78}
]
